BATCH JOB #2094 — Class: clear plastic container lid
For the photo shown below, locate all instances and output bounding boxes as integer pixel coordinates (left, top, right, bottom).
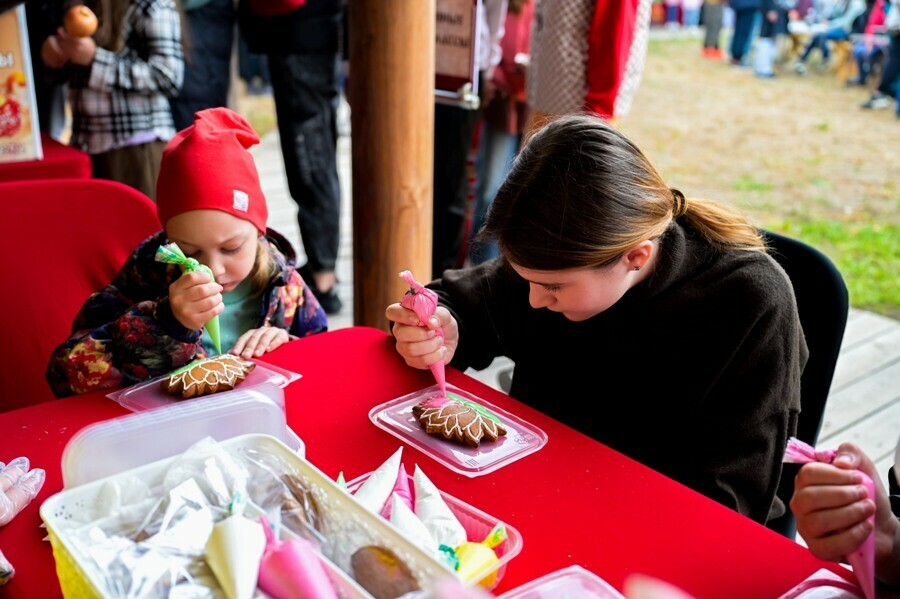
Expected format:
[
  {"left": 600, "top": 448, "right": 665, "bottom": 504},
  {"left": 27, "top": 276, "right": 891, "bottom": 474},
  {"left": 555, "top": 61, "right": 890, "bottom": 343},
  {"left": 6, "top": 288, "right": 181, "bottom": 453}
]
[
  {"left": 368, "top": 384, "right": 548, "bottom": 478},
  {"left": 107, "top": 358, "right": 301, "bottom": 412},
  {"left": 346, "top": 469, "right": 524, "bottom": 591},
  {"left": 499, "top": 565, "right": 625, "bottom": 599},
  {"left": 63, "top": 383, "right": 304, "bottom": 487}
]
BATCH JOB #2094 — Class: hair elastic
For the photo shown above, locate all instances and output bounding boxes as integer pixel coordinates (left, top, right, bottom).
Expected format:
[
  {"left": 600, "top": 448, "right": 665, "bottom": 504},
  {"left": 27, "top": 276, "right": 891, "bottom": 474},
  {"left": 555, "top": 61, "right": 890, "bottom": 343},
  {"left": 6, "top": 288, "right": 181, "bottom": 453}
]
[{"left": 671, "top": 188, "right": 688, "bottom": 218}]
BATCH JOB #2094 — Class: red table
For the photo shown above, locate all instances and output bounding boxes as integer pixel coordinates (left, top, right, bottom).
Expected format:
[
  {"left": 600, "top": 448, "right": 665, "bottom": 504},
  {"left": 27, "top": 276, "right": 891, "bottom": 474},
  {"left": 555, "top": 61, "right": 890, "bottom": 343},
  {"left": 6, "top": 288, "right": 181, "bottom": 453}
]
[
  {"left": 0, "top": 134, "right": 91, "bottom": 183},
  {"left": 0, "top": 327, "right": 850, "bottom": 598}
]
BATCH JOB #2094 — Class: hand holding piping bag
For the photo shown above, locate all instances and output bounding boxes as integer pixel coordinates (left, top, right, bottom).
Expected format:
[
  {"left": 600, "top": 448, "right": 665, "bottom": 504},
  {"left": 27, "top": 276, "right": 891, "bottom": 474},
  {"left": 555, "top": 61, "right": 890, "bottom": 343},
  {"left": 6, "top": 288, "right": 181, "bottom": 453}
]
[
  {"left": 399, "top": 271, "right": 447, "bottom": 396},
  {"left": 784, "top": 438, "right": 876, "bottom": 599},
  {"left": 156, "top": 242, "right": 222, "bottom": 354}
]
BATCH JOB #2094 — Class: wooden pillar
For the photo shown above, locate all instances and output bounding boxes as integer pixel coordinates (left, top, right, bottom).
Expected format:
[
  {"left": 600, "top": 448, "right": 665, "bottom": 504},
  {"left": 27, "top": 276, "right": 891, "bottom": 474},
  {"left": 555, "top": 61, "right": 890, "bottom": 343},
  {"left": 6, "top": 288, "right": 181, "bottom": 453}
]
[{"left": 349, "top": 0, "right": 436, "bottom": 331}]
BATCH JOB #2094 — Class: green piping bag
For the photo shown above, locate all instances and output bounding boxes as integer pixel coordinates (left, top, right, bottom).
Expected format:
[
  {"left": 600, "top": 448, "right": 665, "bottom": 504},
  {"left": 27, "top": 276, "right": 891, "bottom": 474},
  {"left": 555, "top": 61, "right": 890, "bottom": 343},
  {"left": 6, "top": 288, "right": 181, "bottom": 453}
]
[{"left": 155, "top": 242, "right": 222, "bottom": 354}]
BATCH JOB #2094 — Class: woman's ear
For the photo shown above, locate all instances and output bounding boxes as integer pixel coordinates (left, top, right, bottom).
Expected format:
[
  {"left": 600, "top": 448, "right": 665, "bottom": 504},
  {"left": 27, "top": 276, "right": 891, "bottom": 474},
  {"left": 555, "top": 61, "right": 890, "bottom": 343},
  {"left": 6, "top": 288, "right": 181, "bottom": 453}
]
[{"left": 622, "top": 241, "right": 654, "bottom": 271}]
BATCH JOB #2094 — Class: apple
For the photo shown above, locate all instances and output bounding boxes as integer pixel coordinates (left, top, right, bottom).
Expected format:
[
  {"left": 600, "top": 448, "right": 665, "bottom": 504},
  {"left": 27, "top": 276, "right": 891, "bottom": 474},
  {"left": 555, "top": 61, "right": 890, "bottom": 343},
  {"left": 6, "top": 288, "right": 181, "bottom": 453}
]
[{"left": 64, "top": 5, "right": 99, "bottom": 38}]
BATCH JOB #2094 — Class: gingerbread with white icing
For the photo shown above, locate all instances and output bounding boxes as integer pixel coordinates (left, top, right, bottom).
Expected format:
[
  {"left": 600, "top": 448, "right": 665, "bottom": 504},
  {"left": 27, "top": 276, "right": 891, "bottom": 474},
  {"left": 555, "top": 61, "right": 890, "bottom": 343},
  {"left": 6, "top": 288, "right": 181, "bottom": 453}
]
[
  {"left": 161, "top": 354, "right": 255, "bottom": 399},
  {"left": 412, "top": 400, "right": 507, "bottom": 447}
]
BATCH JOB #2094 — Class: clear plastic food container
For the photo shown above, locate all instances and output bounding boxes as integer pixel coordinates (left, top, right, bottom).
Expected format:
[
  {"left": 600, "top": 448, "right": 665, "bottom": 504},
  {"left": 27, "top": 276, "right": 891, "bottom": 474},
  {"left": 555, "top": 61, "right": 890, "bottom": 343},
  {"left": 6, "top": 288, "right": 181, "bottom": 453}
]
[
  {"left": 368, "top": 384, "right": 548, "bottom": 477},
  {"left": 107, "top": 358, "right": 300, "bottom": 412},
  {"left": 42, "top": 434, "right": 454, "bottom": 599},
  {"left": 499, "top": 565, "right": 626, "bottom": 599},
  {"left": 63, "top": 383, "right": 304, "bottom": 487},
  {"left": 346, "top": 470, "right": 524, "bottom": 590}
]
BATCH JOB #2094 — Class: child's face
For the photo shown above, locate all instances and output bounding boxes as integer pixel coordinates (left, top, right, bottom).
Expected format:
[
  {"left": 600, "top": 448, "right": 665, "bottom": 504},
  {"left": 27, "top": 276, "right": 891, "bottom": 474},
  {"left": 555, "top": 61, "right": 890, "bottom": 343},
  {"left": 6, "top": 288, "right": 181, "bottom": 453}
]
[
  {"left": 510, "top": 261, "right": 635, "bottom": 322},
  {"left": 166, "top": 210, "right": 259, "bottom": 293}
]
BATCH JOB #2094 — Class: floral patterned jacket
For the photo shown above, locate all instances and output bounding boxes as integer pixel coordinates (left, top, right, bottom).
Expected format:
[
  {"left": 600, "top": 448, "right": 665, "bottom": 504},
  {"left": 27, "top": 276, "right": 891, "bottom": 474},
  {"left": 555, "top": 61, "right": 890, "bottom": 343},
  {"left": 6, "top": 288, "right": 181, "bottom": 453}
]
[{"left": 46, "top": 229, "right": 327, "bottom": 397}]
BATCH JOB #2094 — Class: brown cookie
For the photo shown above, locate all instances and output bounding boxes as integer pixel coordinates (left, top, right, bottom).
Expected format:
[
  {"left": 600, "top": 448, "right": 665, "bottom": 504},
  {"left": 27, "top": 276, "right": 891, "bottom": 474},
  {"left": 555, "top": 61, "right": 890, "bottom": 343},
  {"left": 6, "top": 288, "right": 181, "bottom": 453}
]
[
  {"left": 412, "top": 400, "right": 507, "bottom": 447},
  {"left": 161, "top": 354, "right": 255, "bottom": 399},
  {"left": 280, "top": 473, "right": 322, "bottom": 537},
  {"left": 351, "top": 546, "right": 419, "bottom": 599}
]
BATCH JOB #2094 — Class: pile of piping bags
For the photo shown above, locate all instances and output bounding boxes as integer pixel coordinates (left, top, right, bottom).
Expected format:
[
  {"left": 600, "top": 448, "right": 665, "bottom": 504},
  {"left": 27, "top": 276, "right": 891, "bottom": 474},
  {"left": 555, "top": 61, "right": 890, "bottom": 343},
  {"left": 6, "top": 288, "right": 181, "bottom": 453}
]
[
  {"left": 156, "top": 242, "right": 222, "bottom": 354},
  {"left": 400, "top": 270, "right": 447, "bottom": 396},
  {"left": 784, "top": 437, "right": 875, "bottom": 599},
  {"left": 257, "top": 516, "right": 337, "bottom": 599},
  {"left": 0, "top": 457, "right": 45, "bottom": 527},
  {"left": 351, "top": 448, "right": 506, "bottom": 588}
]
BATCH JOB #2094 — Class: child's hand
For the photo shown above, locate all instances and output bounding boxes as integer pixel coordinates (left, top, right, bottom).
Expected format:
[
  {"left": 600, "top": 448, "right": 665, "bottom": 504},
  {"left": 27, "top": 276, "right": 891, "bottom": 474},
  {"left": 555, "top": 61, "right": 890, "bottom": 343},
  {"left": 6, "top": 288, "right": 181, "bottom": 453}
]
[
  {"left": 168, "top": 271, "right": 223, "bottom": 331},
  {"left": 56, "top": 27, "right": 96, "bottom": 67},
  {"left": 385, "top": 304, "right": 458, "bottom": 370},
  {"left": 791, "top": 443, "right": 900, "bottom": 585},
  {"left": 231, "top": 327, "right": 290, "bottom": 359},
  {"left": 41, "top": 36, "right": 67, "bottom": 69}
]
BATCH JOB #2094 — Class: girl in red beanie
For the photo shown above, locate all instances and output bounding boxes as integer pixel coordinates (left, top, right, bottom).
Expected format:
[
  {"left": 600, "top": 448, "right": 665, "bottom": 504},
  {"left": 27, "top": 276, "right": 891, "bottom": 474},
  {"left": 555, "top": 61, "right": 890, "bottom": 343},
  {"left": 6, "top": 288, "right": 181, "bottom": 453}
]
[{"left": 46, "top": 108, "right": 327, "bottom": 397}]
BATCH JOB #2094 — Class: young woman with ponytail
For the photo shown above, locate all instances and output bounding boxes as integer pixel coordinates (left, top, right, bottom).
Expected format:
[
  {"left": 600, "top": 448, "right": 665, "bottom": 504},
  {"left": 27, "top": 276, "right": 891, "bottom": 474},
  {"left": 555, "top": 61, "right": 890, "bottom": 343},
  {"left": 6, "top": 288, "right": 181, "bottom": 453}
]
[{"left": 386, "top": 115, "right": 807, "bottom": 525}]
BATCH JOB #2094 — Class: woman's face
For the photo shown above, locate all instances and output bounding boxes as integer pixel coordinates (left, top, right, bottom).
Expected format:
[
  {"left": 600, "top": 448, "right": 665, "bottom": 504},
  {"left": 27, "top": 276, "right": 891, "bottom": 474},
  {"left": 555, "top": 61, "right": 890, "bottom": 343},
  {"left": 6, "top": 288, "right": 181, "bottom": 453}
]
[
  {"left": 165, "top": 210, "right": 259, "bottom": 293},
  {"left": 510, "top": 258, "right": 641, "bottom": 322}
]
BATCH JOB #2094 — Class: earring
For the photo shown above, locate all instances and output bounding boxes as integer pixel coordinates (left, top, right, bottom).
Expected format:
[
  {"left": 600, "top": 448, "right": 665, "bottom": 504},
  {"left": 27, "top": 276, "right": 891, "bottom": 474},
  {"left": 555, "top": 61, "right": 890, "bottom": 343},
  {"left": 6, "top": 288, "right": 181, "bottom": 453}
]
[{"left": 633, "top": 267, "right": 641, "bottom": 271}]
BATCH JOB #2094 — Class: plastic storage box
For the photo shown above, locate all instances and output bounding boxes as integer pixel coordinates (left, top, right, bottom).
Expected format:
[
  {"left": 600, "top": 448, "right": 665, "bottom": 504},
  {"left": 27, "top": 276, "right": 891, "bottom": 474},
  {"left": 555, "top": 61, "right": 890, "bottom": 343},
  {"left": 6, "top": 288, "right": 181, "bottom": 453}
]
[
  {"left": 107, "top": 358, "right": 300, "bottom": 412},
  {"left": 347, "top": 471, "right": 524, "bottom": 590},
  {"left": 369, "top": 383, "right": 548, "bottom": 477},
  {"left": 62, "top": 383, "right": 303, "bottom": 487},
  {"left": 499, "top": 565, "right": 626, "bottom": 599},
  {"left": 41, "top": 434, "right": 455, "bottom": 599}
]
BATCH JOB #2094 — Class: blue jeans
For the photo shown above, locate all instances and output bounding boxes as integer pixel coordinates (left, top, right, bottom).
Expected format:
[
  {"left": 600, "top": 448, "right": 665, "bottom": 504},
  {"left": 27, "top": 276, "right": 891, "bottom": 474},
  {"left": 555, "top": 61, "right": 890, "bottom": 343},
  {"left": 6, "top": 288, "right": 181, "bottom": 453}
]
[
  {"left": 468, "top": 126, "right": 520, "bottom": 265},
  {"left": 800, "top": 27, "right": 848, "bottom": 63},
  {"left": 683, "top": 8, "right": 701, "bottom": 27},
  {"left": 730, "top": 9, "right": 758, "bottom": 62}
]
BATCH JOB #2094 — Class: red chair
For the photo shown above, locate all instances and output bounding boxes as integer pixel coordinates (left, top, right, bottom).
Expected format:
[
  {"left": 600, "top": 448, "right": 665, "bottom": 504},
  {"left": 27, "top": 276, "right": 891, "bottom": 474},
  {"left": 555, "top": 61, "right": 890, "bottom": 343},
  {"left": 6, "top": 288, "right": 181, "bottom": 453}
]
[{"left": 0, "top": 179, "right": 160, "bottom": 411}]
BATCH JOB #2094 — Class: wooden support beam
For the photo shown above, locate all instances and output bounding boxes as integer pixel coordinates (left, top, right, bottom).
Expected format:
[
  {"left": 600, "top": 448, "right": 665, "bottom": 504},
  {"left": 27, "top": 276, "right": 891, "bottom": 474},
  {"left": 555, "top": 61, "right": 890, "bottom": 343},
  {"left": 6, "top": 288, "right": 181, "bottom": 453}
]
[{"left": 348, "top": 0, "right": 436, "bottom": 331}]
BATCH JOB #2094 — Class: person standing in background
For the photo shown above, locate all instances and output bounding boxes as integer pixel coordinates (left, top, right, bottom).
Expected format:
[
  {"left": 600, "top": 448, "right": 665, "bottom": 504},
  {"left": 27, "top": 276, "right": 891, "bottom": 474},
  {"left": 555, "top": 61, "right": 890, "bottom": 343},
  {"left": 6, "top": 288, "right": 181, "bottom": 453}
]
[
  {"left": 526, "top": 0, "right": 652, "bottom": 130},
  {"left": 703, "top": 0, "right": 727, "bottom": 58},
  {"left": 432, "top": 0, "right": 508, "bottom": 276},
  {"left": 469, "top": 0, "right": 533, "bottom": 265},
  {"left": 238, "top": 0, "right": 345, "bottom": 314},
  {"left": 730, "top": 0, "right": 762, "bottom": 66},
  {"left": 170, "top": 0, "right": 236, "bottom": 130},
  {"left": 40, "top": 0, "right": 185, "bottom": 200}
]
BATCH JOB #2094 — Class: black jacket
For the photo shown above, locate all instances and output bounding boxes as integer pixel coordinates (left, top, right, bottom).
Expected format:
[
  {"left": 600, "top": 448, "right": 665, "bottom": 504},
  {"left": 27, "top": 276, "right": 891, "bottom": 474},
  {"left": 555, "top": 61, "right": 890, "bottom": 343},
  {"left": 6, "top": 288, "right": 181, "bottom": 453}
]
[
  {"left": 432, "top": 220, "right": 807, "bottom": 524},
  {"left": 238, "top": 0, "right": 342, "bottom": 55}
]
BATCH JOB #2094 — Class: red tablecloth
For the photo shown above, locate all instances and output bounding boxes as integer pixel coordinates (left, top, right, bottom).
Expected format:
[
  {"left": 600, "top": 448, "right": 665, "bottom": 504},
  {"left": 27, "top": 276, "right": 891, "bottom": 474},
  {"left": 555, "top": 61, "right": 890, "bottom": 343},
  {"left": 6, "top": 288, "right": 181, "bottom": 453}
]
[
  {"left": 0, "top": 134, "right": 91, "bottom": 183},
  {"left": 0, "top": 327, "right": 850, "bottom": 598}
]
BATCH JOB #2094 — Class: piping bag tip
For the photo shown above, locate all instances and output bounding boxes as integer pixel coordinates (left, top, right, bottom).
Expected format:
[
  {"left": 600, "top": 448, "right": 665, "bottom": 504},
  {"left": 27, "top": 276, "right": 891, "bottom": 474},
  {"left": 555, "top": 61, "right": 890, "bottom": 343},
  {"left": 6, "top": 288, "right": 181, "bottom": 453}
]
[
  {"left": 429, "top": 361, "right": 447, "bottom": 397},
  {"left": 847, "top": 472, "right": 876, "bottom": 599}
]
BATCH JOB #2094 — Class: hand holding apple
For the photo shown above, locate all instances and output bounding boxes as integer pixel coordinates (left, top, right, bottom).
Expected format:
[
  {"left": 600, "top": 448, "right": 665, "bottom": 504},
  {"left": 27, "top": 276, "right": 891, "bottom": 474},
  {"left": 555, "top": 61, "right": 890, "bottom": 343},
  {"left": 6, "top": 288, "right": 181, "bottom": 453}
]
[{"left": 57, "top": 27, "right": 97, "bottom": 67}]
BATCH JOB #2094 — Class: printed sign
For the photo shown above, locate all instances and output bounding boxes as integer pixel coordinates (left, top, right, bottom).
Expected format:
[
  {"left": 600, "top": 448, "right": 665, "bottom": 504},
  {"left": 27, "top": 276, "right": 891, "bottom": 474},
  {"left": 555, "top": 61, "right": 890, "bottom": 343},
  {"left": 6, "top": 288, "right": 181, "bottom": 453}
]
[
  {"left": 0, "top": 6, "right": 43, "bottom": 163},
  {"left": 435, "top": 0, "right": 480, "bottom": 109}
]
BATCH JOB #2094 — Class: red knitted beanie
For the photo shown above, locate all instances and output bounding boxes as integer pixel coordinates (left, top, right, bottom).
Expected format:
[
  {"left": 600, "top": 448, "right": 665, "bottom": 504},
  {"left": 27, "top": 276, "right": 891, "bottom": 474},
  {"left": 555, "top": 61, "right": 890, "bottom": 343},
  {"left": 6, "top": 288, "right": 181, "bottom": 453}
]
[{"left": 156, "top": 108, "right": 268, "bottom": 234}]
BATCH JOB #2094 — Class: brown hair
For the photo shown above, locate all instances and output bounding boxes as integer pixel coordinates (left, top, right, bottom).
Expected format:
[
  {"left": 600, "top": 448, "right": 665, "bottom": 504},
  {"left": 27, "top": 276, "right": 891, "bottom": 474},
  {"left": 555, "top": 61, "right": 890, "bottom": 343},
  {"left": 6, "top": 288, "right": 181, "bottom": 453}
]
[
  {"left": 248, "top": 238, "right": 276, "bottom": 292},
  {"left": 481, "top": 115, "right": 764, "bottom": 270}
]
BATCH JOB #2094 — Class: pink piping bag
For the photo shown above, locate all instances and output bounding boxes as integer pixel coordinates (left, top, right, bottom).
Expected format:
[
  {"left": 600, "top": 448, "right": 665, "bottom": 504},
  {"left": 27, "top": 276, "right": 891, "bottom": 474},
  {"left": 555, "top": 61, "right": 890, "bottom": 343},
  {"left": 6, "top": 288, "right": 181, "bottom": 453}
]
[
  {"left": 784, "top": 437, "right": 875, "bottom": 599},
  {"left": 257, "top": 517, "right": 338, "bottom": 599},
  {"left": 400, "top": 271, "right": 447, "bottom": 397}
]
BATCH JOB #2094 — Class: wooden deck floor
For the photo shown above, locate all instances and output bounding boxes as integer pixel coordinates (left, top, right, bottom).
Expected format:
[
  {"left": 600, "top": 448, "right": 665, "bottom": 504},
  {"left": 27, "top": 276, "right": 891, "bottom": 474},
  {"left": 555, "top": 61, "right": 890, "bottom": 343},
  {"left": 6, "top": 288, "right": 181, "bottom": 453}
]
[{"left": 253, "top": 128, "right": 899, "bottom": 490}]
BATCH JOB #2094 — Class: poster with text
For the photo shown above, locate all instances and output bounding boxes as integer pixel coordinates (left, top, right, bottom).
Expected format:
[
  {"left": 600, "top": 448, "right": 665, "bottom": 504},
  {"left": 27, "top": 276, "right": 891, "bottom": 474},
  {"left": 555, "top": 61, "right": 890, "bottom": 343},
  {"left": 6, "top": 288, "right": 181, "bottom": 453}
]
[
  {"left": 0, "top": 6, "right": 43, "bottom": 163},
  {"left": 435, "top": 0, "right": 480, "bottom": 108}
]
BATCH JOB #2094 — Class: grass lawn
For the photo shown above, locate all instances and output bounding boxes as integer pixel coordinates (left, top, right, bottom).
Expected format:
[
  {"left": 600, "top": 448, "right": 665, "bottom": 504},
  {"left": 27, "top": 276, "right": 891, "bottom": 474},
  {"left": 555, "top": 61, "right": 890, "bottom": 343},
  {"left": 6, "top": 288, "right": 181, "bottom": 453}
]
[{"left": 618, "top": 37, "right": 899, "bottom": 318}]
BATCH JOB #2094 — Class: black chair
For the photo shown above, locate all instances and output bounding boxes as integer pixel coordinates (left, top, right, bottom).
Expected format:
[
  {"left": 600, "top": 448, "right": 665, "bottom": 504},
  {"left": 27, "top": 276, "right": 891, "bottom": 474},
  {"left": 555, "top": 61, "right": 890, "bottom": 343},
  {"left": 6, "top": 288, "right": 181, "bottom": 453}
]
[{"left": 762, "top": 230, "right": 850, "bottom": 538}]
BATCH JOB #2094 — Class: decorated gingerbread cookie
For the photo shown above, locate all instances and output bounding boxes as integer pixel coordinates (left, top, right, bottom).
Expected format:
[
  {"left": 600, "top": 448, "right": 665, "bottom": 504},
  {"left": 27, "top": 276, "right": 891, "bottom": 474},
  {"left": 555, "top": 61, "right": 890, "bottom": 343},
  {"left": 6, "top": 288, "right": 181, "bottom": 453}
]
[
  {"left": 351, "top": 546, "right": 420, "bottom": 599},
  {"left": 412, "top": 395, "right": 507, "bottom": 448},
  {"left": 161, "top": 355, "right": 255, "bottom": 399}
]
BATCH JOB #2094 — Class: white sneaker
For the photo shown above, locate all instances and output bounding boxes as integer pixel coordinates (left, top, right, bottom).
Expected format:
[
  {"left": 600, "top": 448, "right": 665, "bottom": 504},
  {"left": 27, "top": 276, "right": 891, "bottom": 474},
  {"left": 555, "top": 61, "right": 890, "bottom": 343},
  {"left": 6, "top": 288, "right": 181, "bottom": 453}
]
[{"left": 861, "top": 94, "right": 892, "bottom": 110}]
